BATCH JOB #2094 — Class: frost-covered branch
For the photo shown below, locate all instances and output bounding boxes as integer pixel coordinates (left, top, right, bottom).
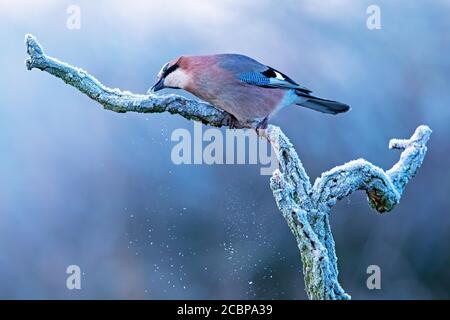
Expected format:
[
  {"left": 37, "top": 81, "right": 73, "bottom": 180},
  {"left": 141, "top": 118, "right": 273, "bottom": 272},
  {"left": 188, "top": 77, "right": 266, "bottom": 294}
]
[
  {"left": 266, "top": 124, "right": 431, "bottom": 299},
  {"left": 25, "top": 34, "right": 431, "bottom": 300},
  {"left": 266, "top": 126, "right": 349, "bottom": 300},
  {"left": 24, "top": 34, "right": 233, "bottom": 127},
  {"left": 311, "top": 125, "right": 431, "bottom": 212}
]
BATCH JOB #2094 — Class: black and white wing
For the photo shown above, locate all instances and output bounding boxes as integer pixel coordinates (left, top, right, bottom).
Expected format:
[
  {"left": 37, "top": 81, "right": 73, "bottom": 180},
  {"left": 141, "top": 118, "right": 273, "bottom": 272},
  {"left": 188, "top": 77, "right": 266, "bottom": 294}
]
[{"left": 239, "top": 66, "right": 312, "bottom": 94}]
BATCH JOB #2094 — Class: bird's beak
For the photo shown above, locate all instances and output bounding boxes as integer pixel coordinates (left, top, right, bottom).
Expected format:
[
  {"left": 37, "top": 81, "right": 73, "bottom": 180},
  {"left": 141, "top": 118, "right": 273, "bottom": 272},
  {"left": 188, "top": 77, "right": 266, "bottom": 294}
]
[{"left": 149, "top": 78, "right": 165, "bottom": 93}]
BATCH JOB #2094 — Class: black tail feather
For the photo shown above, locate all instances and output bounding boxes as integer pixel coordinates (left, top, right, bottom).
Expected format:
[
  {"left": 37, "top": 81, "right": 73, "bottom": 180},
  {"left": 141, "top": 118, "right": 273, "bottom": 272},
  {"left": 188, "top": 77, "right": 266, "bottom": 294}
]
[{"left": 296, "top": 93, "right": 350, "bottom": 115}]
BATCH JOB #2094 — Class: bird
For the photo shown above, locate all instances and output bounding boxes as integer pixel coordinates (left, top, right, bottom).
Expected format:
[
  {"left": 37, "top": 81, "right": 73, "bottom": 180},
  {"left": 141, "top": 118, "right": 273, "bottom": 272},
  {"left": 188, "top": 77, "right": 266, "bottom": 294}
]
[{"left": 149, "top": 54, "right": 349, "bottom": 129}]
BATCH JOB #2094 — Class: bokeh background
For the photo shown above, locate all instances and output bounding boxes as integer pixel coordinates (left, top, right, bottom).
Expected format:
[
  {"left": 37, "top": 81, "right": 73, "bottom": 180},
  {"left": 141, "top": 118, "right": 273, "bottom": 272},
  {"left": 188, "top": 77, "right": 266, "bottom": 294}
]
[{"left": 1, "top": 0, "right": 449, "bottom": 299}]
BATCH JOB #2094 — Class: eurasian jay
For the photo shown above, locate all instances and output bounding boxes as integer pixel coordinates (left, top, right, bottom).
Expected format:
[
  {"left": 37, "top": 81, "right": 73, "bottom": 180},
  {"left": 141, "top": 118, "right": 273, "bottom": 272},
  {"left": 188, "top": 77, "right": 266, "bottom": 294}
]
[{"left": 149, "top": 54, "right": 349, "bottom": 129}]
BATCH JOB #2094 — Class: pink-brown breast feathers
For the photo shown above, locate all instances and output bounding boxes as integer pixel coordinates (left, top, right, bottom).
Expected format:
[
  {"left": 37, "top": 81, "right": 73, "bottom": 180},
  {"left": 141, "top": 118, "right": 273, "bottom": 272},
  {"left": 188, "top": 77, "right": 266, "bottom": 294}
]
[{"left": 180, "top": 55, "right": 286, "bottom": 124}]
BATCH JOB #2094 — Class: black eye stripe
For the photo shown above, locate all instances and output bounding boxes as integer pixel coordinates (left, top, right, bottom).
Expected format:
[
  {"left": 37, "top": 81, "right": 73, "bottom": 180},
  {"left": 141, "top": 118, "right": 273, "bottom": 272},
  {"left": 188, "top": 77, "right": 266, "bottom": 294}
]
[{"left": 164, "top": 64, "right": 179, "bottom": 77}]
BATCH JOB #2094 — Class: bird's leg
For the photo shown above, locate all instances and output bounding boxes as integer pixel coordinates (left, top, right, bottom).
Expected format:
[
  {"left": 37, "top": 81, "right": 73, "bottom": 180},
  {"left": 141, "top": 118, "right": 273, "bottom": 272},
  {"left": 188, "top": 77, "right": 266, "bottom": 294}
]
[
  {"left": 228, "top": 115, "right": 240, "bottom": 129},
  {"left": 255, "top": 116, "right": 269, "bottom": 136},
  {"left": 257, "top": 116, "right": 269, "bottom": 130}
]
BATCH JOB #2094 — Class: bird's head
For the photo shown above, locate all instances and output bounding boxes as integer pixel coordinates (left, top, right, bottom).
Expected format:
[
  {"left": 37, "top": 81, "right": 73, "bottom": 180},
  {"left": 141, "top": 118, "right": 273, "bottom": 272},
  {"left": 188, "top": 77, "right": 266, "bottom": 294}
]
[{"left": 149, "top": 57, "right": 190, "bottom": 93}]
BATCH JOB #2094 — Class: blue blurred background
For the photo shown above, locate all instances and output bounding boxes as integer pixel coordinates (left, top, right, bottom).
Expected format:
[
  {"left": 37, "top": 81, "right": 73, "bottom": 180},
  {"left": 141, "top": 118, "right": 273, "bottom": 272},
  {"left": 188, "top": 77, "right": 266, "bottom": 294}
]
[{"left": 1, "top": 0, "right": 449, "bottom": 299}]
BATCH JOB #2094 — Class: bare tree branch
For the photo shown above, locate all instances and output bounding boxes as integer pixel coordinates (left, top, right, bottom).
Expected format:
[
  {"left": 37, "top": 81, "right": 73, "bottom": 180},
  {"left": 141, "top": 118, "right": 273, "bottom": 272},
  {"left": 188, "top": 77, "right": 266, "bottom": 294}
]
[
  {"left": 311, "top": 125, "right": 431, "bottom": 212},
  {"left": 25, "top": 34, "right": 431, "bottom": 300},
  {"left": 266, "top": 124, "right": 431, "bottom": 299},
  {"left": 387, "top": 125, "right": 431, "bottom": 192},
  {"left": 267, "top": 127, "right": 349, "bottom": 299},
  {"left": 24, "top": 34, "right": 233, "bottom": 127}
]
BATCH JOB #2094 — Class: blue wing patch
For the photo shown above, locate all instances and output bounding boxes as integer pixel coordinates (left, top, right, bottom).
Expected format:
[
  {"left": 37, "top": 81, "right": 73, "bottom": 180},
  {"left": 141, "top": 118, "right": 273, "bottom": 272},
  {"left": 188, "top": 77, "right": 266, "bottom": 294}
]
[
  {"left": 239, "top": 72, "right": 271, "bottom": 86},
  {"left": 239, "top": 68, "right": 312, "bottom": 94}
]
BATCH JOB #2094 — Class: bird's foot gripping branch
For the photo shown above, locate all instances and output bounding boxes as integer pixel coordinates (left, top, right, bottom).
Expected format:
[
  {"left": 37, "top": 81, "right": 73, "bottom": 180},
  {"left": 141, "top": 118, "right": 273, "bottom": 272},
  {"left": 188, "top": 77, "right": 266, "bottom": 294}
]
[{"left": 25, "top": 34, "right": 432, "bottom": 300}]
